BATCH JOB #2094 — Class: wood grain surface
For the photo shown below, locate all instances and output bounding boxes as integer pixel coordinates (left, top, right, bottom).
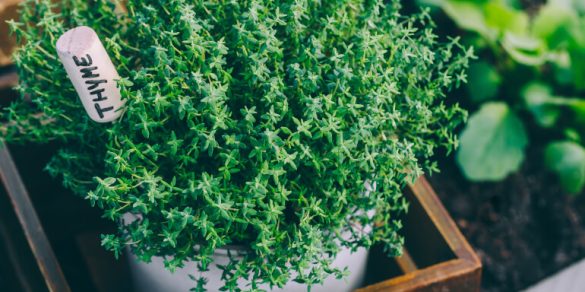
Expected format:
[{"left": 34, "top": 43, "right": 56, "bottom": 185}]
[
  {"left": 357, "top": 177, "right": 482, "bottom": 291},
  {"left": 0, "top": 141, "right": 71, "bottom": 292}
]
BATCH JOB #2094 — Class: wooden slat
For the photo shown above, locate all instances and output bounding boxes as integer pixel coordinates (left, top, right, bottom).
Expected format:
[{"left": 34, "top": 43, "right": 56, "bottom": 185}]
[
  {"left": 357, "top": 177, "right": 482, "bottom": 291},
  {"left": 0, "top": 217, "right": 34, "bottom": 291},
  {"left": 0, "top": 70, "right": 17, "bottom": 89},
  {"left": 0, "top": 0, "right": 21, "bottom": 13},
  {"left": 395, "top": 249, "right": 418, "bottom": 274},
  {"left": 410, "top": 177, "right": 480, "bottom": 265},
  {"left": 360, "top": 259, "right": 478, "bottom": 291},
  {"left": 0, "top": 141, "right": 71, "bottom": 292}
]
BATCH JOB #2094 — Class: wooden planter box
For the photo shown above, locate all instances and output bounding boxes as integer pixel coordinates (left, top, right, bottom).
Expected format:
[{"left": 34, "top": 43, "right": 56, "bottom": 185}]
[
  {"left": 0, "top": 70, "right": 481, "bottom": 290},
  {"left": 0, "top": 145, "right": 481, "bottom": 291},
  {"left": 358, "top": 179, "right": 482, "bottom": 291}
]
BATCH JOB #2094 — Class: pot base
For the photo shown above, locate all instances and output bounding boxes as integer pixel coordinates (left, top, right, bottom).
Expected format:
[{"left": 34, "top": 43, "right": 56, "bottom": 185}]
[{"left": 127, "top": 247, "right": 368, "bottom": 292}]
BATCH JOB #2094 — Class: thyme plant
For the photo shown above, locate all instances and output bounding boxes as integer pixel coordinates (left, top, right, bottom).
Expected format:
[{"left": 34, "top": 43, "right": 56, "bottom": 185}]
[{"left": 2, "top": 0, "right": 471, "bottom": 290}]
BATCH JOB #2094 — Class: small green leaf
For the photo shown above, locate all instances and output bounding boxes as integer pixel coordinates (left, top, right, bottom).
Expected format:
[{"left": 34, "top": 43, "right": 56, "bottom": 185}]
[
  {"left": 545, "top": 141, "right": 585, "bottom": 194},
  {"left": 457, "top": 102, "right": 528, "bottom": 181},
  {"left": 467, "top": 61, "right": 501, "bottom": 102},
  {"left": 100, "top": 234, "right": 122, "bottom": 259},
  {"left": 502, "top": 32, "right": 547, "bottom": 65},
  {"left": 564, "top": 129, "right": 581, "bottom": 143},
  {"left": 521, "top": 82, "right": 585, "bottom": 126},
  {"left": 521, "top": 82, "right": 560, "bottom": 128},
  {"left": 115, "top": 77, "right": 135, "bottom": 88}
]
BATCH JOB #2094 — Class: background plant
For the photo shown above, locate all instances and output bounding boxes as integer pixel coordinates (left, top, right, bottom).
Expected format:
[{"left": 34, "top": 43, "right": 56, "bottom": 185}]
[
  {"left": 421, "top": 0, "right": 585, "bottom": 194},
  {"left": 1, "top": 0, "right": 471, "bottom": 290}
]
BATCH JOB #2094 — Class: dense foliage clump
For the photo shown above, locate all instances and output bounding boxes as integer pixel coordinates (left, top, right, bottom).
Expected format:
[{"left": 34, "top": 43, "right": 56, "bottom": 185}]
[{"left": 1, "top": 0, "right": 471, "bottom": 290}]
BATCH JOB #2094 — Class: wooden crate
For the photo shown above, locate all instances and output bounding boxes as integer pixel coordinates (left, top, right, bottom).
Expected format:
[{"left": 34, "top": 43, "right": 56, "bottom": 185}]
[
  {"left": 358, "top": 179, "right": 482, "bottom": 291},
  {"left": 0, "top": 69, "right": 481, "bottom": 290},
  {"left": 0, "top": 142, "right": 481, "bottom": 292}
]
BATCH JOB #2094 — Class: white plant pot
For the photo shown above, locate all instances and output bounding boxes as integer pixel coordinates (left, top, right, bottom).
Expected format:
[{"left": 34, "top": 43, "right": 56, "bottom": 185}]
[
  {"left": 127, "top": 246, "right": 369, "bottom": 292},
  {"left": 125, "top": 184, "right": 376, "bottom": 292}
]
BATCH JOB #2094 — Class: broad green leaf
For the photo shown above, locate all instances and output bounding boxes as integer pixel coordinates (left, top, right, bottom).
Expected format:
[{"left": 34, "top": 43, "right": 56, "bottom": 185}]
[
  {"left": 440, "top": 1, "right": 497, "bottom": 41},
  {"left": 457, "top": 102, "right": 528, "bottom": 181},
  {"left": 549, "top": 0, "right": 584, "bottom": 12},
  {"left": 522, "top": 82, "right": 560, "bottom": 127},
  {"left": 522, "top": 82, "right": 585, "bottom": 127},
  {"left": 553, "top": 60, "right": 574, "bottom": 85},
  {"left": 484, "top": 2, "right": 529, "bottom": 35},
  {"left": 467, "top": 61, "right": 501, "bottom": 102},
  {"left": 545, "top": 141, "right": 585, "bottom": 194},
  {"left": 569, "top": 97, "right": 585, "bottom": 126},
  {"left": 575, "top": 0, "right": 585, "bottom": 13},
  {"left": 565, "top": 89, "right": 585, "bottom": 119},
  {"left": 567, "top": 16, "right": 585, "bottom": 89},
  {"left": 502, "top": 32, "right": 547, "bottom": 65},
  {"left": 569, "top": 17, "right": 585, "bottom": 47},
  {"left": 569, "top": 47, "right": 585, "bottom": 91},
  {"left": 503, "top": 0, "right": 523, "bottom": 8},
  {"left": 533, "top": 3, "right": 578, "bottom": 49}
]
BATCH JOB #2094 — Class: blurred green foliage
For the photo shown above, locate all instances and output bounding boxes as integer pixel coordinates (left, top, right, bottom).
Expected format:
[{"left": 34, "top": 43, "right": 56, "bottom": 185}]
[{"left": 423, "top": 0, "right": 585, "bottom": 194}]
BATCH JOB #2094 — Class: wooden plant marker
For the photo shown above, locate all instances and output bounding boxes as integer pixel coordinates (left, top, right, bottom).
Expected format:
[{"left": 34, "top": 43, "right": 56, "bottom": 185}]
[{"left": 56, "top": 26, "right": 125, "bottom": 123}]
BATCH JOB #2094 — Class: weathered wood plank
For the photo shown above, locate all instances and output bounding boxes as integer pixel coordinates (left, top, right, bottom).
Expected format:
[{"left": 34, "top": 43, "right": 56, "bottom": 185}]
[
  {"left": 395, "top": 249, "right": 418, "bottom": 274},
  {"left": 357, "top": 177, "right": 482, "bottom": 291},
  {"left": 0, "top": 141, "right": 71, "bottom": 292},
  {"left": 0, "top": 217, "right": 34, "bottom": 291},
  {"left": 0, "top": 70, "right": 17, "bottom": 89}
]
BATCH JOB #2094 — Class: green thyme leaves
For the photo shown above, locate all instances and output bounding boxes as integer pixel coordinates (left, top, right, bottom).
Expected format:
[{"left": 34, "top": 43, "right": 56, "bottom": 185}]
[{"left": 3, "top": 0, "right": 470, "bottom": 290}]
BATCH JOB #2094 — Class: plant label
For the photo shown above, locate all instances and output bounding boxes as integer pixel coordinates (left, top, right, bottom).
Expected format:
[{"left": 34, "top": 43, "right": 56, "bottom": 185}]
[{"left": 56, "top": 26, "right": 125, "bottom": 123}]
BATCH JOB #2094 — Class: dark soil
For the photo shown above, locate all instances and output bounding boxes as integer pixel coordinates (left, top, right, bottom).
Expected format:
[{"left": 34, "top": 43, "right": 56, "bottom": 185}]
[{"left": 428, "top": 149, "right": 585, "bottom": 291}]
